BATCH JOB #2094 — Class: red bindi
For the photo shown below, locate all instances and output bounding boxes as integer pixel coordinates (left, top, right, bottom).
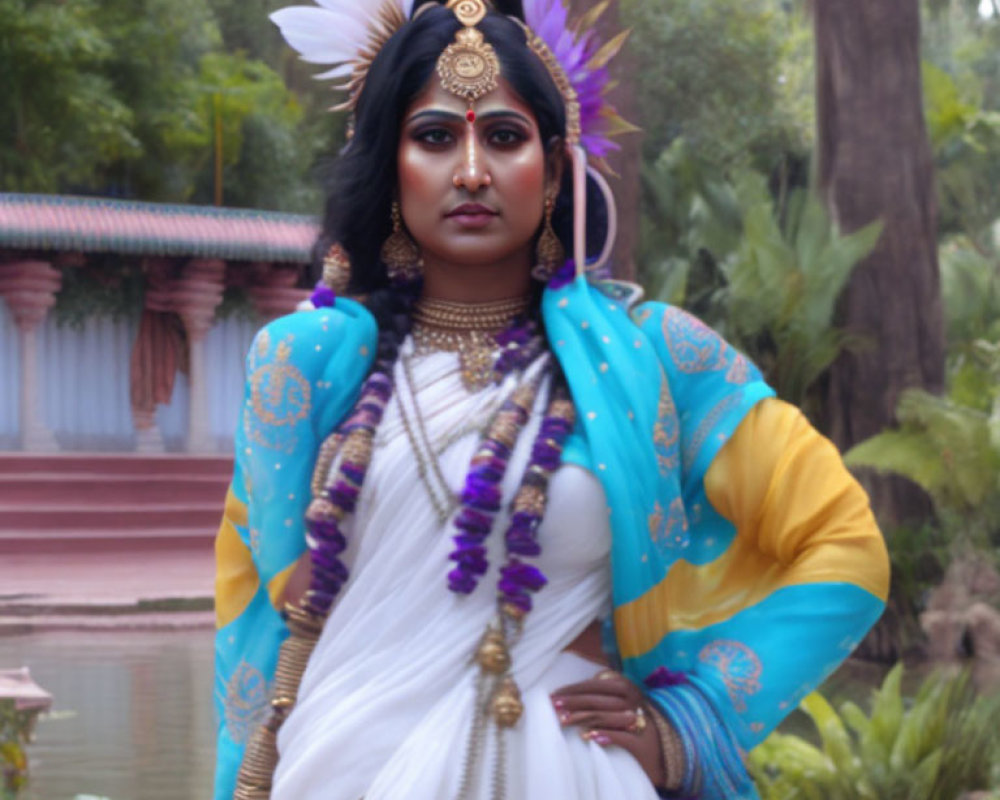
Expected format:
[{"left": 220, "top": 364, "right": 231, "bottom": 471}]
[{"left": 466, "top": 109, "right": 476, "bottom": 123}]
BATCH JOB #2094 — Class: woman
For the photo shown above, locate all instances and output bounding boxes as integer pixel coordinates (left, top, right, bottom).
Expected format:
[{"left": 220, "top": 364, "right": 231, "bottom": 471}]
[{"left": 214, "top": 1, "right": 890, "bottom": 798}]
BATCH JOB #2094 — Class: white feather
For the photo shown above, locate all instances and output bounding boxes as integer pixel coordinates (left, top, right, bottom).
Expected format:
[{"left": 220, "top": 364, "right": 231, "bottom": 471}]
[
  {"left": 272, "top": 0, "right": 418, "bottom": 80},
  {"left": 270, "top": 7, "right": 368, "bottom": 64},
  {"left": 314, "top": 64, "right": 356, "bottom": 80}
]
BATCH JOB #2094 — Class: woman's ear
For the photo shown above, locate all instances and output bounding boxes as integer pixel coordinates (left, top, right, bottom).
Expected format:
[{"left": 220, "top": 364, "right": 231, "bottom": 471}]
[{"left": 545, "top": 136, "right": 567, "bottom": 197}]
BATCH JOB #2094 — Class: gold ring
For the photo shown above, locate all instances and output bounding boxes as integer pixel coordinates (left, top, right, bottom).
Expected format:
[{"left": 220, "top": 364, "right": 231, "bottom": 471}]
[
  {"left": 597, "top": 669, "right": 618, "bottom": 681},
  {"left": 629, "top": 706, "right": 647, "bottom": 733}
]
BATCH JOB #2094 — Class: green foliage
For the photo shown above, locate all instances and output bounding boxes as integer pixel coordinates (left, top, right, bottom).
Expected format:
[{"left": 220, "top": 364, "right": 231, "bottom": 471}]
[
  {"left": 0, "top": 700, "right": 31, "bottom": 796},
  {"left": 639, "top": 142, "right": 881, "bottom": 417},
  {"left": 751, "top": 664, "right": 1000, "bottom": 799},
  {"left": 845, "top": 384, "right": 1000, "bottom": 545},
  {"left": 215, "top": 286, "right": 257, "bottom": 321},
  {"left": 940, "top": 237, "right": 1000, "bottom": 355},
  {"left": 923, "top": 63, "right": 1000, "bottom": 243},
  {"left": 52, "top": 260, "right": 145, "bottom": 329},
  {"left": 621, "top": 0, "right": 813, "bottom": 173},
  {"left": 0, "top": 0, "right": 139, "bottom": 191},
  {"left": 0, "top": 0, "right": 332, "bottom": 210}
]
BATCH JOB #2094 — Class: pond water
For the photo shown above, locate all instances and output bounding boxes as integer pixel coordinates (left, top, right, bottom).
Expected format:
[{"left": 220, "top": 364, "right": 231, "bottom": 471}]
[
  {"left": 3, "top": 628, "right": 973, "bottom": 800},
  {"left": 0, "top": 629, "right": 216, "bottom": 800}
]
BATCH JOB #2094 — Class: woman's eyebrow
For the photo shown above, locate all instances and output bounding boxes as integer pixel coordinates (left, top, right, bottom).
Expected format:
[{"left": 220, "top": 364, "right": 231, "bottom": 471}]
[
  {"left": 406, "top": 109, "right": 462, "bottom": 124},
  {"left": 405, "top": 108, "right": 533, "bottom": 125}
]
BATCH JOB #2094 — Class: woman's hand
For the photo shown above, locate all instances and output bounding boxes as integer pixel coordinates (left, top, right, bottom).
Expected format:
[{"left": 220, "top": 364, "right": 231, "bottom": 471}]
[
  {"left": 277, "top": 550, "right": 313, "bottom": 609},
  {"left": 551, "top": 669, "right": 666, "bottom": 789}
]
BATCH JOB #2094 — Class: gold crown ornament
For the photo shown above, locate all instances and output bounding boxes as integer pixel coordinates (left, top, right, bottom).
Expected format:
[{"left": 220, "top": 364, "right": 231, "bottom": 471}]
[{"left": 437, "top": 0, "right": 501, "bottom": 105}]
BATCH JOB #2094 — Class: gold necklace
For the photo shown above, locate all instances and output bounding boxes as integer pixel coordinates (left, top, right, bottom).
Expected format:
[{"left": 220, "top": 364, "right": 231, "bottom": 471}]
[
  {"left": 398, "top": 350, "right": 460, "bottom": 525},
  {"left": 412, "top": 296, "right": 532, "bottom": 391}
]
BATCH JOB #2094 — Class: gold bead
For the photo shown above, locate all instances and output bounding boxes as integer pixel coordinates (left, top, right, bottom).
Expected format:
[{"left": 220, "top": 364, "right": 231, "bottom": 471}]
[
  {"left": 476, "top": 628, "right": 511, "bottom": 674},
  {"left": 306, "top": 497, "right": 337, "bottom": 520},
  {"left": 512, "top": 485, "right": 545, "bottom": 515},
  {"left": 491, "top": 677, "right": 524, "bottom": 728},
  {"left": 341, "top": 431, "right": 373, "bottom": 465},
  {"left": 501, "top": 602, "right": 527, "bottom": 623}
]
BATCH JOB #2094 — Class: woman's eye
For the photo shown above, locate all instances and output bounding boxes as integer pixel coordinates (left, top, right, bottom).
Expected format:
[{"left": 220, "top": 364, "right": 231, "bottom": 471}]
[
  {"left": 489, "top": 128, "right": 525, "bottom": 146},
  {"left": 415, "top": 128, "right": 454, "bottom": 146}
]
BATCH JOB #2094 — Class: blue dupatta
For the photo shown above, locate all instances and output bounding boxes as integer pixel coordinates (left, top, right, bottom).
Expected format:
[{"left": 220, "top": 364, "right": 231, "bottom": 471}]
[{"left": 213, "top": 277, "right": 885, "bottom": 799}]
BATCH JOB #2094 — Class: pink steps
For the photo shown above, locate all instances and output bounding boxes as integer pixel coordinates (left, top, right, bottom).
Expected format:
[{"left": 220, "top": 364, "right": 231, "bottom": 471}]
[{"left": 0, "top": 453, "right": 233, "bottom": 555}]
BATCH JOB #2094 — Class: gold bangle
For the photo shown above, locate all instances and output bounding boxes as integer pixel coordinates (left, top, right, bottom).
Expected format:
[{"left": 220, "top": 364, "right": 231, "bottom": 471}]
[{"left": 648, "top": 704, "right": 685, "bottom": 793}]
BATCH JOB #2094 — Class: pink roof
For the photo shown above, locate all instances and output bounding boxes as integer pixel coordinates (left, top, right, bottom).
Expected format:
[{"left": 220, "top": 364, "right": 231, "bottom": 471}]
[{"left": 0, "top": 193, "right": 321, "bottom": 263}]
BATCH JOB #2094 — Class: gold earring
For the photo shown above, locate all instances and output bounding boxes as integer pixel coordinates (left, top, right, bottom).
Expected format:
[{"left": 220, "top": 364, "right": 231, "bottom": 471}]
[
  {"left": 380, "top": 201, "right": 422, "bottom": 286},
  {"left": 322, "top": 243, "right": 352, "bottom": 294},
  {"left": 532, "top": 195, "right": 565, "bottom": 282}
]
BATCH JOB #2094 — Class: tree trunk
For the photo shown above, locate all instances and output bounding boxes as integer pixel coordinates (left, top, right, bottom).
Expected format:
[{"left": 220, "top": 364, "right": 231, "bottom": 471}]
[{"left": 814, "top": 0, "right": 945, "bottom": 527}]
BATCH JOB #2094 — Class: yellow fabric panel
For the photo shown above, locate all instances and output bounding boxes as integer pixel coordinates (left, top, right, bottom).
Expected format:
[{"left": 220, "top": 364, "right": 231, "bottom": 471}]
[
  {"left": 268, "top": 561, "right": 298, "bottom": 611},
  {"left": 225, "top": 486, "right": 249, "bottom": 528},
  {"left": 614, "top": 397, "right": 889, "bottom": 659},
  {"left": 215, "top": 488, "right": 259, "bottom": 629}
]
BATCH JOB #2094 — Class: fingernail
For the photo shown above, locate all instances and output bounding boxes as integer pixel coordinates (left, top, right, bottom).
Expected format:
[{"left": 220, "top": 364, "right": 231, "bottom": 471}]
[
  {"left": 552, "top": 698, "right": 564, "bottom": 709},
  {"left": 559, "top": 712, "right": 571, "bottom": 725},
  {"left": 581, "top": 729, "right": 596, "bottom": 741},
  {"left": 594, "top": 734, "right": 611, "bottom": 746}
]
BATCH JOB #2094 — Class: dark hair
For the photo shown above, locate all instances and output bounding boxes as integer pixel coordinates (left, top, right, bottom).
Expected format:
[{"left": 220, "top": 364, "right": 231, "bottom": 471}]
[{"left": 314, "top": 0, "right": 606, "bottom": 339}]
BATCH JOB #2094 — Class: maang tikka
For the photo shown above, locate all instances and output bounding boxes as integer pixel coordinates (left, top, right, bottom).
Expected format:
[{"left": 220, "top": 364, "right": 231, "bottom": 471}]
[
  {"left": 380, "top": 200, "right": 422, "bottom": 285},
  {"left": 437, "top": 0, "right": 500, "bottom": 108}
]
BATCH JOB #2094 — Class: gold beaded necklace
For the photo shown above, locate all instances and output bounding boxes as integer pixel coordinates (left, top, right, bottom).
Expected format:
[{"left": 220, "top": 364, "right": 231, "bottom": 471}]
[{"left": 411, "top": 296, "right": 532, "bottom": 391}]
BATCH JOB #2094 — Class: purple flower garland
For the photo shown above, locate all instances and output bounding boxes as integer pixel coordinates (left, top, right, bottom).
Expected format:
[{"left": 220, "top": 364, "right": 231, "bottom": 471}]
[
  {"left": 302, "top": 290, "right": 571, "bottom": 627},
  {"left": 497, "top": 384, "right": 575, "bottom": 614}
]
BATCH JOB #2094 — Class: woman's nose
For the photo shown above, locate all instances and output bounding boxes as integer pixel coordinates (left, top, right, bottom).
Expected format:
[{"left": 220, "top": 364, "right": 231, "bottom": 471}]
[{"left": 452, "top": 130, "right": 493, "bottom": 192}]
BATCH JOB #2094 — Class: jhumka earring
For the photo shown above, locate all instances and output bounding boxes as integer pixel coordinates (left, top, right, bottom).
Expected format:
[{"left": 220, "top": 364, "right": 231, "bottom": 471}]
[
  {"left": 380, "top": 200, "right": 422, "bottom": 286},
  {"left": 322, "top": 243, "right": 352, "bottom": 294},
  {"left": 531, "top": 195, "right": 565, "bottom": 282}
]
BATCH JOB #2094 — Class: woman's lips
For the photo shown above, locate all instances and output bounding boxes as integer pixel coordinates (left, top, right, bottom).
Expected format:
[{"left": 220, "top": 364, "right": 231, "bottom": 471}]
[{"left": 446, "top": 203, "right": 498, "bottom": 229}]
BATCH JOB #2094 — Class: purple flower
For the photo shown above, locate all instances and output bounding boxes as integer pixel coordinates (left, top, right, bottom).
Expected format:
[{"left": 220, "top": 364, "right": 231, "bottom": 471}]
[
  {"left": 500, "top": 559, "right": 548, "bottom": 591},
  {"left": 328, "top": 480, "right": 359, "bottom": 511},
  {"left": 449, "top": 550, "right": 489, "bottom": 575},
  {"left": 530, "top": 441, "right": 562, "bottom": 471},
  {"left": 505, "top": 534, "right": 541, "bottom": 557},
  {"left": 499, "top": 590, "right": 532, "bottom": 613},
  {"left": 547, "top": 260, "right": 576, "bottom": 290},
  {"left": 310, "top": 284, "right": 336, "bottom": 309},
  {"left": 495, "top": 325, "right": 532, "bottom": 347},
  {"left": 643, "top": 667, "right": 689, "bottom": 689},
  {"left": 448, "top": 568, "right": 478, "bottom": 594},
  {"left": 508, "top": 510, "right": 541, "bottom": 534},
  {"left": 454, "top": 508, "right": 493, "bottom": 535},
  {"left": 340, "top": 462, "right": 365, "bottom": 484},
  {"left": 461, "top": 476, "right": 502, "bottom": 511}
]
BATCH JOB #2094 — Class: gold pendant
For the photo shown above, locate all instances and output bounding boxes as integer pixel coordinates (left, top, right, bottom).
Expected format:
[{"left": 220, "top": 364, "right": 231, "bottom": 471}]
[
  {"left": 491, "top": 677, "right": 524, "bottom": 728},
  {"left": 459, "top": 330, "right": 497, "bottom": 392},
  {"left": 476, "top": 626, "right": 512, "bottom": 674},
  {"left": 438, "top": 1, "right": 499, "bottom": 103}
]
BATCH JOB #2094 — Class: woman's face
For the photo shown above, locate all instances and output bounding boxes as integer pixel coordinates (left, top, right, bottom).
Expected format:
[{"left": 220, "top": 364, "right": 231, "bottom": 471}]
[{"left": 398, "top": 75, "right": 556, "bottom": 273}]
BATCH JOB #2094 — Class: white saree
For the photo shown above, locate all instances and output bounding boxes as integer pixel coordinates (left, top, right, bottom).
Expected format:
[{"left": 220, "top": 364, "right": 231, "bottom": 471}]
[{"left": 272, "top": 342, "right": 658, "bottom": 799}]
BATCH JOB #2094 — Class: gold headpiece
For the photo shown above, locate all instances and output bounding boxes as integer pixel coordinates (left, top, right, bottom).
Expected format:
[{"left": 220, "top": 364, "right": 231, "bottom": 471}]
[
  {"left": 272, "top": 0, "right": 627, "bottom": 155},
  {"left": 436, "top": 0, "right": 501, "bottom": 105}
]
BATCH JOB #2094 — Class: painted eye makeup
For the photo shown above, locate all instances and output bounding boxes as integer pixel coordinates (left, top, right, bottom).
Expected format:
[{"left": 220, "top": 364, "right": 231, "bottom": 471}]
[
  {"left": 411, "top": 126, "right": 455, "bottom": 147},
  {"left": 487, "top": 126, "right": 529, "bottom": 147}
]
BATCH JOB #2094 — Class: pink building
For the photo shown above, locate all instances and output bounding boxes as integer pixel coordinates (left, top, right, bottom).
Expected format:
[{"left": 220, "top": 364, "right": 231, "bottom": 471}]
[{"left": 0, "top": 192, "right": 320, "bottom": 560}]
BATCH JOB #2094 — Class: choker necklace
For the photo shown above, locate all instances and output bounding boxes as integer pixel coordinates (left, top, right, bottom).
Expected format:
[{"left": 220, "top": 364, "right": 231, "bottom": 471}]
[{"left": 412, "top": 296, "right": 533, "bottom": 391}]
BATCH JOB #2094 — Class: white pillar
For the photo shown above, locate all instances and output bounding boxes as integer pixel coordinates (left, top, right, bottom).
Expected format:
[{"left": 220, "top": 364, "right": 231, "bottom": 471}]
[
  {"left": 0, "top": 261, "right": 62, "bottom": 452},
  {"left": 172, "top": 259, "right": 225, "bottom": 453}
]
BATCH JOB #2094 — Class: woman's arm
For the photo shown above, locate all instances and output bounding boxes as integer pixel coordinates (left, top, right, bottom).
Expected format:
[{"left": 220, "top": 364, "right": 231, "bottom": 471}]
[{"left": 642, "top": 396, "right": 889, "bottom": 798}]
